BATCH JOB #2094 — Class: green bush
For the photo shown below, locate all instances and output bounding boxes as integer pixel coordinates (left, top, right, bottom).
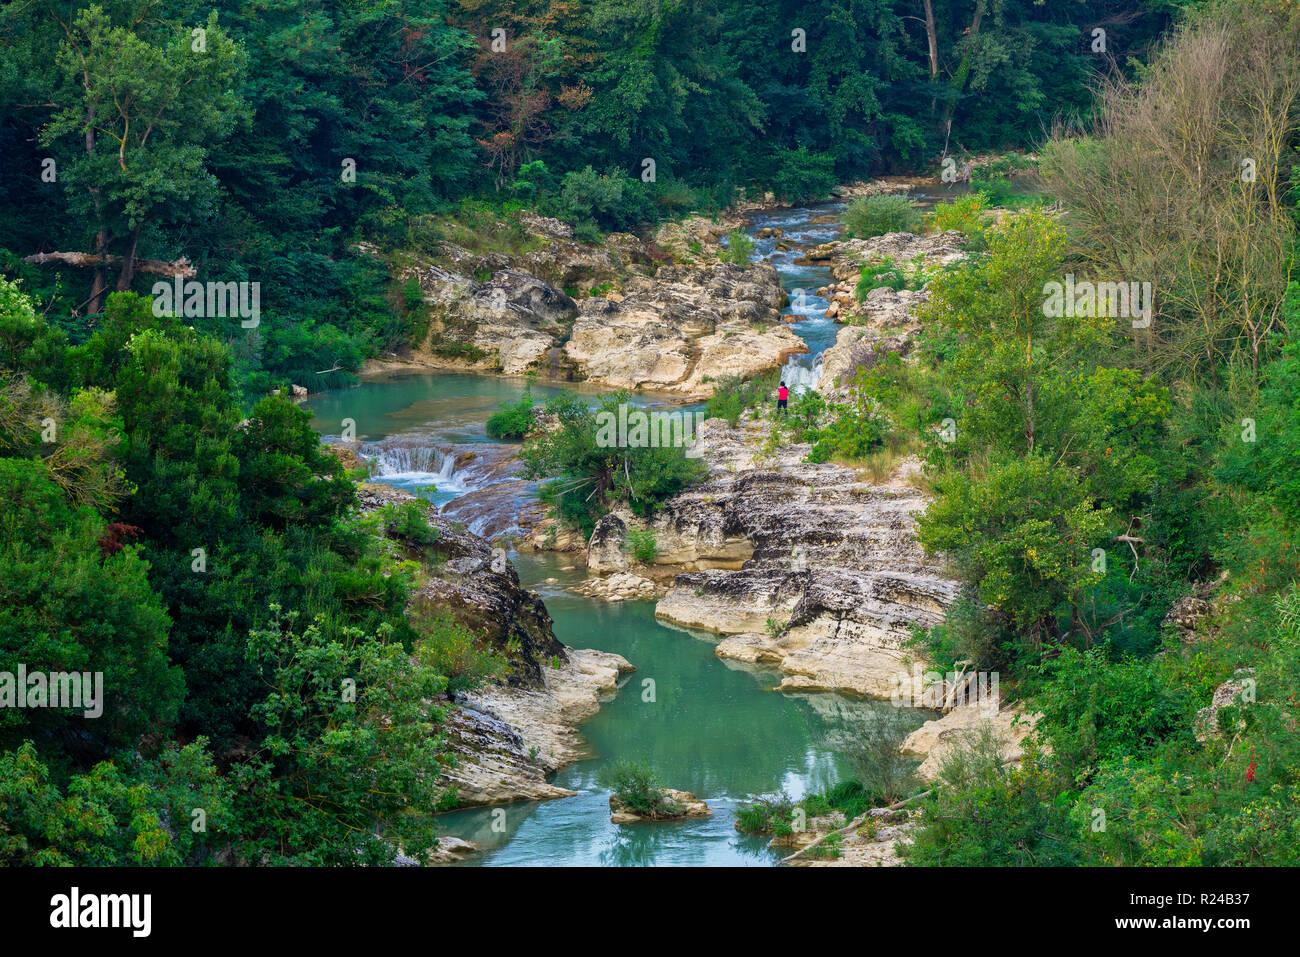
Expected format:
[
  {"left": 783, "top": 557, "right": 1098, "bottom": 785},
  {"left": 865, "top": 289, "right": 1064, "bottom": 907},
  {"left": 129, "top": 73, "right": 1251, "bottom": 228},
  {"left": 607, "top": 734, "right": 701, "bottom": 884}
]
[
  {"left": 486, "top": 393, "right": 535, "bottom": 439},
  {"left": 560, "top": 167, "right": 657, "bottom": 233},
  {"left": 735, "top": 791, "right": 797, "bottom": 835},
  {"left": 625, "top": 528, "right": 658, "bottom": 564},
  {"left": 785, "top": 387, "right": 825, "bottom": 442},
  {"left": 807, "top": 406, "right": 883, "bottom": 463},
  {"left": 842, "top": 195, "right": 922, "bottom": 238},
  {"left": 1029, "top": 645, "right": 1194, "bottom": 777},
  {"left": 968, "top": 170, "right": 1015, "bottom": 206},
  {"left": 748, "top": 145, "right": 838, "bottom": 204},
  {"left": 927, "top": 191, "right": 990, "bottom": 243},
  {"left": 721, "top": 229, "right": 755, "bottom": 265},
  {"left": 521, "top": 391, "right": 707, "bottom": 536},
  {"left": 805, "top": 831, "right": 843, "bottom": 859},
  {"left": 598, "top": 759, "right": 680, "bottom": 817},
  {"left": 706, "top": 371, "right": 779, "bottom": 426},
  {"left": 906, "top": 730, "right": 1078, "bottom": 866},
  {"left": 412, "top": 606, "right": 508, "bottom": 698},
  {"left": 855, "top": 256, "right": 909, "bottom": 294},
  {"left": 377, "top": 500, "right": 441, "bottom": 549}
]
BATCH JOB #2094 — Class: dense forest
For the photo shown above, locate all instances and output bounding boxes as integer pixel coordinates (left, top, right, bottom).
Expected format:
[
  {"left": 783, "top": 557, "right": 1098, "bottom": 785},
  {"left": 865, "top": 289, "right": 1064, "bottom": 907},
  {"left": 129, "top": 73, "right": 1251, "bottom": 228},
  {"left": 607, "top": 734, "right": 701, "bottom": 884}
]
[
  {"left": 3, "top": 0, "right": 1300, "bottom": 868},
  {"left": 3, "top": 0, "right": 1182, "bottom": 393}
]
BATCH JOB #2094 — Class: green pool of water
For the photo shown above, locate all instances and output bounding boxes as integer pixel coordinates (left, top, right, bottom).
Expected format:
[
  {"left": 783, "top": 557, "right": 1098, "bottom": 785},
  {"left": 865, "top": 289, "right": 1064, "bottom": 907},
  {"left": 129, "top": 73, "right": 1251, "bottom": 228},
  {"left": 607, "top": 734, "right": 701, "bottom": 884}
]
[
  {"left": 302, "top": 203, "right": 935, "bottom": 865},
  {"left": 435, "top": 552, "right": 924, "bottom": 866}
]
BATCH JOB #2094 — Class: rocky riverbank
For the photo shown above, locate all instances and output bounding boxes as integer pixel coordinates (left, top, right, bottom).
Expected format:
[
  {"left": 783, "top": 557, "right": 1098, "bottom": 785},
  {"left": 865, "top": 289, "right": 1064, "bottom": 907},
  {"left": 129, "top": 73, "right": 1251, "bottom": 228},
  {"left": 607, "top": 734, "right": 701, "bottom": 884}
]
[
  {"left": 442, "top": 646, "right": 635, "bottom": 806},
  {"left": 541, "top": 417, "right": 961, "bottom": 700},
  {"left": 811, "top": 230, "right": 969, "bottom": 399},
  {"left": 391, "top": 212, "right": 804, "bottom": 398},
  {"left": 369, "top": 179, "right": 927, "bottom": 398},
  {"left": 352, "top": 481, "right": 634, "bottom": 807}
]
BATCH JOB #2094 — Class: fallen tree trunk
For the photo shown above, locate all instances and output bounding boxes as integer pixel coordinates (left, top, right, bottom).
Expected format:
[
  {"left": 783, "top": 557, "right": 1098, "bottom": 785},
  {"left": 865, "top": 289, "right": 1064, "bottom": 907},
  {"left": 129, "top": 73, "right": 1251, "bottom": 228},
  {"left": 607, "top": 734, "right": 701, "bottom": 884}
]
[{"left": 22, "top": 251, "right": 196, "bottom": 278}]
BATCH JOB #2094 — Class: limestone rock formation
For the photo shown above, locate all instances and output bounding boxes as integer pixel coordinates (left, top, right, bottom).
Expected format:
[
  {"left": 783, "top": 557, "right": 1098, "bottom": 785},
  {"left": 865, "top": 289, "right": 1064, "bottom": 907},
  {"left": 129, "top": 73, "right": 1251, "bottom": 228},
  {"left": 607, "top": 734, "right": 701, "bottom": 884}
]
[
  {"left": 828, "top": 230, "right": 968, "bottom": 283},
  {"left": 649, "top": 418, "right": 961, "bottom": 698},
  {"left": 900, "top": 705, "right": 1038, "bottom": 782},
  {"left": 402, "top": 216, "right": 802, "bottom": 397},
  {"left": 815, "top": 325, "right": 913, "bottom": 398},
  {"left": 563, "top": 262, "right": 802, "bottom": 396},
  {"left": 586, "top": 513, "right": 629, "bottom": 573},
  {"left": 443, "top": 648, "right": 636, "bottom": 806},
  {"left": 1194, "top": 669, "right": 1254, "bottom": 742},
  {"left": 356, "top": 483, "right": 566, "bottom": 688},
  {"left": 353, "top": 483, "right": 637, "bottom": 808},
  {"left": 572, "top": 572, "right": 661, "bottom": 602},
  {"left": 426, "top": 836, "right": 478, "bottom": 865}
]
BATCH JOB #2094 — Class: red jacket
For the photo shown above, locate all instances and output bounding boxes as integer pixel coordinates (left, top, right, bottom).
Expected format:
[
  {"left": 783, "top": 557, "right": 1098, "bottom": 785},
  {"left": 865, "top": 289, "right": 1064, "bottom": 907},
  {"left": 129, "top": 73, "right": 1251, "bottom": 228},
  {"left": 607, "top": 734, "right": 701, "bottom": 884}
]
[{"left": 777, "top": 387, "right": 789, "bottom": 400}]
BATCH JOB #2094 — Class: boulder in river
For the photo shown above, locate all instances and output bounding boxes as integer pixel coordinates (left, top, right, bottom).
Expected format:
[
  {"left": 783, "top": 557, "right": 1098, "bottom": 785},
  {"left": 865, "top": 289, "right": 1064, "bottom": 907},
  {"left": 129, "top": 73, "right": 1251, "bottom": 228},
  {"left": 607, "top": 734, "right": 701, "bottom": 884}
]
[{"left": 610, "top": 789, "right": 711, "bottom": 824}]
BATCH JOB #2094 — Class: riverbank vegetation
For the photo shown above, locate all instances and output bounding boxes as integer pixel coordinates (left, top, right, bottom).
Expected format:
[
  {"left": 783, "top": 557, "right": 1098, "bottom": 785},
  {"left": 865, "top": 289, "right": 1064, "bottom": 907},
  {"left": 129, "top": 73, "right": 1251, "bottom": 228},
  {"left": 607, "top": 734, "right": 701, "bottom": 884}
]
[
  {"left": 520, "top": 391, "right": 707, "bottom": 536},
  {"left": 0, "top": 0, "right": 1291, "bottom": 868},
  {"left": 1, "top": 1, "right": 1182, "bottom": 402},
  {"left": 0, "top": 284, "right": 464, "bottom": 864},
  {"left": 815, "top": 0, "right": 1300, "bottom": 865}
]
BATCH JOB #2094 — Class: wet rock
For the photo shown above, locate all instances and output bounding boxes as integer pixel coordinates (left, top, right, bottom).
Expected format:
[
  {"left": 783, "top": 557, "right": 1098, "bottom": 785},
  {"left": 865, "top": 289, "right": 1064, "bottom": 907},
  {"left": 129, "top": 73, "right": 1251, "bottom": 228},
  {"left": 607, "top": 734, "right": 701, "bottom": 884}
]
[
  {"left": 426, "top": 836, "right": 478, "bottom": 865},
  {"left": 572, "top": 572, "right": 661, "bottom": 602}
]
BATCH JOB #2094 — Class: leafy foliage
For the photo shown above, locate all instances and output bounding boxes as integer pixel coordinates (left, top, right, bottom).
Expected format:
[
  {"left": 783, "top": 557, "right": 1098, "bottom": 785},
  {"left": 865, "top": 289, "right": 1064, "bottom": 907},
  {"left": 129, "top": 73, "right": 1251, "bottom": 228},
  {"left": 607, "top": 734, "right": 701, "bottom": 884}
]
[{"left": 842, "top": 195, "right": 922, "bottom": 238}]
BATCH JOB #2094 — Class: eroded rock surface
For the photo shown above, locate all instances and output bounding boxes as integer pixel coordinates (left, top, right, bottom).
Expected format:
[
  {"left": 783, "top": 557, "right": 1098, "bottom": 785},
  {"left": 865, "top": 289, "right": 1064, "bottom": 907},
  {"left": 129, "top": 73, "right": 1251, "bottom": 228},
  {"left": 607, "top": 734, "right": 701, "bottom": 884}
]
[
  {"left": 356, "top": 483, "right": 565, "bottom": 688},
  {"left": 444, "top": 648, "right": 636, "bottom": 807},
  {"left": 1194, "top": 669, "right": 1254, "bottom": 742},
  {"left": 647, "top": 419, "right": 961, "bottom": 698},
  {"left": 609, "top": 789, "right": 711, "bottom": 824},
  {"left": 563, "top": 262, "right": 803, "bottom": 396},
  {"left": 782, "top": 807, "right": 918, "bottom": 868},
  {"left": 351, "top": 481, "right": 635, "bottom": 807},
  {"left": 571, "top": 572, "right": 661, "bottom": 602},
  {"left": 401, "top": 215, "right": 801, "bottom": 397},
  {"left": 900, "top": 705, "right": 1038, "bottom": 782}
]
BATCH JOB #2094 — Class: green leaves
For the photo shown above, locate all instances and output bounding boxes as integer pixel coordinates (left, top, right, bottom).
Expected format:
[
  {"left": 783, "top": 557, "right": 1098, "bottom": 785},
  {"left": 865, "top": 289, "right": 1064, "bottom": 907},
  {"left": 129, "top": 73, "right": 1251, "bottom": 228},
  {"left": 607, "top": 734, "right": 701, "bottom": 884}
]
[
  {"left": 521, "top": 390, "right": 706, "bottom": 534},
  {"left": 237, "top": 610, "right": 450, "bottom": 865},
  {"left": 919, "top": 454, "right": 1108, "bottom": 641}
]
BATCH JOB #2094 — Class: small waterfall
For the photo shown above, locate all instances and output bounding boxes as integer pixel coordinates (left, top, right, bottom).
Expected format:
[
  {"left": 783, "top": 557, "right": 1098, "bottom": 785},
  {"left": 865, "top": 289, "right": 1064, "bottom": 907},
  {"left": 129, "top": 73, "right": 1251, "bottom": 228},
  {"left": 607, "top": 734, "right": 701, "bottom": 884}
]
[
  {"left": 360, "top": 441, "right": 469, "bottom": 492},
  {"left": 781, "top": 353, "right": 823, "bottom": 393}
]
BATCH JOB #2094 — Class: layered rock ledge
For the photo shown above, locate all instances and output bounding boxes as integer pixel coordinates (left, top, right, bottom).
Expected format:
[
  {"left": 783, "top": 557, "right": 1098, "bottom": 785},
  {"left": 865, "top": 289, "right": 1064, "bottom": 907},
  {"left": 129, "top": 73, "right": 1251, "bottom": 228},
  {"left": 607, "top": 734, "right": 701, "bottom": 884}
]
[
  {"left": 352, "top": 481, "right": 635, "bottom": 807},
  {"left": 444, "top": 647, "right": 635, "bottom": 806},
  {"left": 399, "top": 213, "right": 803, "bottom": 398},
  {"left": 566, "top": 419, "right": 961, "bottom": 699}
]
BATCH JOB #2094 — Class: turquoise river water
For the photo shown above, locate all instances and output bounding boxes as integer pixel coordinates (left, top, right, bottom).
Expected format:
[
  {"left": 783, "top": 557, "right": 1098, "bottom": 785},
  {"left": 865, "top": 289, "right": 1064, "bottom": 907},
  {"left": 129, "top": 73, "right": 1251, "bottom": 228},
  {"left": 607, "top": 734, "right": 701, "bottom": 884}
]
[{"left": 303, "top": 202, "right": 938, "bottom": 865}]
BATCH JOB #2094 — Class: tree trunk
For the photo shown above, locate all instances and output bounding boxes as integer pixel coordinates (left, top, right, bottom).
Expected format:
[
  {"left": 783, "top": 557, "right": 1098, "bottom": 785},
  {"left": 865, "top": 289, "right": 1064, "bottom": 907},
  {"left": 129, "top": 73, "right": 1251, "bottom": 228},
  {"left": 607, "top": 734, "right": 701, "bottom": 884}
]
[
  {"left": 23, "top": 251, "right": 195, "bottom": 277},
  {"left": 922, "top": 0, "right": 939, "bottom": 113},
  {"left": 115, "top": 223, "right": 145, "bottom": 291},
  {"left": 939, "top": 0, "right": 988, "bottom": 143}
]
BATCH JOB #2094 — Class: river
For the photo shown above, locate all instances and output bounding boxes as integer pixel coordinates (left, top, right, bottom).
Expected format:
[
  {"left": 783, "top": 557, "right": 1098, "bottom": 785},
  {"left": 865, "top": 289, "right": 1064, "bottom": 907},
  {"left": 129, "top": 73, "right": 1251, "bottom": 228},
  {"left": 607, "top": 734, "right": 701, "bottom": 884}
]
[{"left": 304, "top": 201, "right": 931, "bottom": 866}]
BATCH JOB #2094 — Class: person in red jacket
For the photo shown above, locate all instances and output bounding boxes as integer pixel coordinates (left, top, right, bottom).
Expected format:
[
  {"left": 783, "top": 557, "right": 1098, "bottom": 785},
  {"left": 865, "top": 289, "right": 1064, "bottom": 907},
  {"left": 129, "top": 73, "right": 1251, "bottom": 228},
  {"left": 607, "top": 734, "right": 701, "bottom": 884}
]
[{"left": 776, "top": 381, "right": 789, "bottom": 414}]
